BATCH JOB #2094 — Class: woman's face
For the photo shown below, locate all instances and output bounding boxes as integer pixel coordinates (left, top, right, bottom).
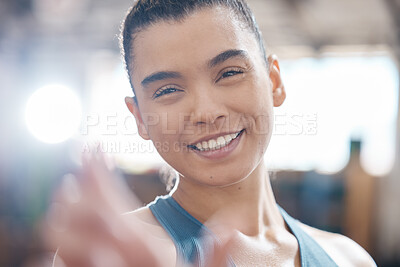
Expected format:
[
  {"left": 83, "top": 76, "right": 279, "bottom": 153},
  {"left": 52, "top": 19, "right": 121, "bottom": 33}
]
[{"left": 126, "top": 7, "right": 285, "bottom": 187}]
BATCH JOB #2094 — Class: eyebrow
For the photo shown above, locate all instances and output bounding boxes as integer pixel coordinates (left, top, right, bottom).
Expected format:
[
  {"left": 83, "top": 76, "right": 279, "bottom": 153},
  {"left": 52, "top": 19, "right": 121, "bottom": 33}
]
[
  {"left": 141, "top": 71, "right": 182, "bottom": 87},
  {"left": 140, "top": 49, "right": 248, "bottom": 87},
  {"left": 208, "top": 49, "right": 249, "bottom": 68}
]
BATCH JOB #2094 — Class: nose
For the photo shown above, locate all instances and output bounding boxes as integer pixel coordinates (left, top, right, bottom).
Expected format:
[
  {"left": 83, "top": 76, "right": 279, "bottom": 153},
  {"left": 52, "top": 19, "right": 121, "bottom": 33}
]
[{"left": 189, "top": 87, "right": 228, "bottom": 126}]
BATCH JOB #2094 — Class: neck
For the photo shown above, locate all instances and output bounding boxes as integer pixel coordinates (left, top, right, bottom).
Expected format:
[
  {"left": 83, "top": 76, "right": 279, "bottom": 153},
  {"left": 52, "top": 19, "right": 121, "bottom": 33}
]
[{"left": 171, "top": 161, "right": 285, "bottom": 237}]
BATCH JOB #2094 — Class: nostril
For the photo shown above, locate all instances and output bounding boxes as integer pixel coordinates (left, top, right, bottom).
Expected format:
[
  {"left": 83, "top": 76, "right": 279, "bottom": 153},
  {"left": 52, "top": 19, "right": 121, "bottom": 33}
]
[
  {"left": 207, "top": 113, "right": 226, "bottom": 125},
  {"left": 190, "top": 101, "right": 229, "bottom": 125}
]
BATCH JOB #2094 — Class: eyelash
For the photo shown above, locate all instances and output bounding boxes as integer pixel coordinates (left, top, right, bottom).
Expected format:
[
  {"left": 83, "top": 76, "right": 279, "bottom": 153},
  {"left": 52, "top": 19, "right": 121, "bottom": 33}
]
[
  {"left": 216, "top": 68, "right": 244, "bottom": 82},
  {"left": 152, "top": 68, "right": 244, "bottom": 99},
  {"left": 153, "top": 86, "right": 183, "bottom": 99}
]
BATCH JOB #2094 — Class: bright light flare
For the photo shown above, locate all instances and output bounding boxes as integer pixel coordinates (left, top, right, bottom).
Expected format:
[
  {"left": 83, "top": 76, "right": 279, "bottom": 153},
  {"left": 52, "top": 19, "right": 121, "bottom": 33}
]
[{"left": 25, "top": 84, "right": 82, "bottom": 144}]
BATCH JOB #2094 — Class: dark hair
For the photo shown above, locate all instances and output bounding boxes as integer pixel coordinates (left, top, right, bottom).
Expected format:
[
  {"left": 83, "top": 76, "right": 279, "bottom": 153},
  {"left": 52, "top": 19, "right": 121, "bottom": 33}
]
[{"left": 120, "top": 0, "right": 267, "bottom": 96}]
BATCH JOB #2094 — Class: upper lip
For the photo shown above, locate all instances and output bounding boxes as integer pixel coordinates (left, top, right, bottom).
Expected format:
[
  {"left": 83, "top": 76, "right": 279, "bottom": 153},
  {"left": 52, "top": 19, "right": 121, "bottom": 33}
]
[{"left": 187, "top": 129, "right": 244, "bottom": 146}]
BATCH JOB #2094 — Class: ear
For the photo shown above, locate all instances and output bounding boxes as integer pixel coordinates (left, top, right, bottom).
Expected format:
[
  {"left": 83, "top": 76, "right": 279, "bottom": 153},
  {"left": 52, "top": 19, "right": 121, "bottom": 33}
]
[
  {"left": 125, "top": 97, "right": 150, "bottom": 140},
  {"left": 268, "top": 55, "right": 286, "bottom": 107}
]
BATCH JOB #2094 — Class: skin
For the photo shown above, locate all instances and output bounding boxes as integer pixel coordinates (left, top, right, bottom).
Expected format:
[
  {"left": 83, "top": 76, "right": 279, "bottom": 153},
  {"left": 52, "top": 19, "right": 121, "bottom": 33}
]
[
  {"left": 47, "top": 153, "right": 229, "bottom": 266},
  {"left": 124, "top": 6, "right": 376, "bottom": 267},
  {"left": 126, "top": 6, "right": 284, "bottom": 196},
  {"left": 46, "top": 5, "right": 376, "bottom": 267}
]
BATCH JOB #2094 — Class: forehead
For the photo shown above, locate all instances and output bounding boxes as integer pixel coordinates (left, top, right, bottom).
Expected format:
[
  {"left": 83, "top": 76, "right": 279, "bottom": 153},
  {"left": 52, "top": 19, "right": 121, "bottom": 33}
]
[{"left": 130, "top": 7, "right": 260, "bottom": 83}]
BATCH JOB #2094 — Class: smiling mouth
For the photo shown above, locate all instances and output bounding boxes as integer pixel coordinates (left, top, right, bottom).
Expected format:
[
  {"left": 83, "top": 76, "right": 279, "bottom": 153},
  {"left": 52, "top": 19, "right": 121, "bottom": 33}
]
[{"left": 187, "top": 129, "right": 245, "bottom": 152}]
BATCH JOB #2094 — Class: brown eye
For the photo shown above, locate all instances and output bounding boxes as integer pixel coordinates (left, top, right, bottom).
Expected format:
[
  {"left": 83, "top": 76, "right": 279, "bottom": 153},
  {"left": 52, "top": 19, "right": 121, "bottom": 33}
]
[
  {"left": 153, "top": 86, "right": 183, "bottom": 99},
  {"left": 222, "top": 70, "right": 243, "bottom": 78},
  {"left": 216, "top": 68, "right": 244, "bottom": 82}
]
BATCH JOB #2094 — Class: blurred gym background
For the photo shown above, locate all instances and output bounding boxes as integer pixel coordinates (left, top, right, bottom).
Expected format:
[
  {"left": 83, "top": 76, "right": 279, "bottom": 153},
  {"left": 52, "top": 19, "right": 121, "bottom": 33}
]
[{"left": 0, "top": 0, "right": 399, "bottom": 266}]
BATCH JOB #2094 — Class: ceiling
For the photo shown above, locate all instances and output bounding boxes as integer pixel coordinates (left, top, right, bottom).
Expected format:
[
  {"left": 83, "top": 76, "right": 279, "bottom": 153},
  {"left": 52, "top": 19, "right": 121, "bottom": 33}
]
[{"left": 0, "top": 0, "right": 397, "bottom": 58}]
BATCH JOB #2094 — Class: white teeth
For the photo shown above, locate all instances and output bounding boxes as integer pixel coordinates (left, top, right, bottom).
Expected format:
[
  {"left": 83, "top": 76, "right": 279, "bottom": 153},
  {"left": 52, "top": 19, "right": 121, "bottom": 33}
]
[
  {"left": 217, "top": 136, "right": 226, "bottom": 146},
  {"left": 196, "top": 142, "right": 202, "bottom": 150},
  {"left": 202, "top": 141, "right": 208, "bottom": 149},
  {"left": 224, "top": 135, "right": 232, "bottom": 143},
  {"left": 192, "top": 131, "right": 242, "bottom": 151},
  {"left": 208, "top": 139, "right": 217, "bottom": 149}
]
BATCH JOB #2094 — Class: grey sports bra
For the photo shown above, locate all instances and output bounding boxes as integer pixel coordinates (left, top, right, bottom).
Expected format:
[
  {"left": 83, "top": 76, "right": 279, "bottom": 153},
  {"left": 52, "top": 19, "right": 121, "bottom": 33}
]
[{"left": 149, "top": 195, "right": 338, "bottom": 267}]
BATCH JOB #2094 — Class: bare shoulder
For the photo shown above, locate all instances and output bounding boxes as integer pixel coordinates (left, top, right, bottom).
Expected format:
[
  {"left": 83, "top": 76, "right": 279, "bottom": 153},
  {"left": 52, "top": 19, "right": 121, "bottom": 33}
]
[
  {"left": 123, "top": 206, "right": 174, "bottom": 241},
  {"left": 123, "top": 206, "right": 177, "bottom": 265},
  {"left": 299, "top": 223, "right": 376, "bottom": 267},
  {"left": 123, "top": 206, "right": 158, "bottom": 224}
]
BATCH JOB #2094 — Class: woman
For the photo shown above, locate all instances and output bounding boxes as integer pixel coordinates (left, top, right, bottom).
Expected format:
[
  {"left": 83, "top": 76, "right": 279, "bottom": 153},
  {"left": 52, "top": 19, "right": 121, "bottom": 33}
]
[{"left": 48, "top": 0, "right": 376, "bottom": 266}]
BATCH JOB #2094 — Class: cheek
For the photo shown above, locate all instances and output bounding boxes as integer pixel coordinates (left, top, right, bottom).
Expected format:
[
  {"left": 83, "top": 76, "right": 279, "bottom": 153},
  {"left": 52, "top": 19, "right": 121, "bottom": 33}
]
[
  {"left": 234, "top": 80, "right": 274, "bottom": 154},
  {"left": 235, "top": 80, "right": 273, "bottom": 128},
  {"left": 142, "top": 107, "right": 184, "bottom": 145}
]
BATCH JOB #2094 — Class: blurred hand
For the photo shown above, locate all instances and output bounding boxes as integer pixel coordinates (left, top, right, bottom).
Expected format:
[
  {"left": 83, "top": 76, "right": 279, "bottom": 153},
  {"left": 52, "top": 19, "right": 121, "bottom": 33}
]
[
  {"left": 42, "top": 151, "right": 233, "bottom": 267},
  {"left": 43, "top": 151, "right": 164, "bottom": 267}
]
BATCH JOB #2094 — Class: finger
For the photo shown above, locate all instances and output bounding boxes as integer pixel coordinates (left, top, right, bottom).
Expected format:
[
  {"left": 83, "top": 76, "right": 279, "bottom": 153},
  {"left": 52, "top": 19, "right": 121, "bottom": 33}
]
[
  {"left": 55, "top": 242, "right": 131, "bottom": 267},
  {"left": 206, "top": 237, "right": 235, "bottom": 267},
  {"left": 47, "top": 226, "right": 98, "bottom": 267},
  {"left": 48, "top": 218, "right": 159, "bottom": 267},
  {"left": 49, "top": 173, "right": 81, "bottom": 207},
  {"left": 80, "top": 151, "right": 141, "bottom": 213},
  {"left": 103, "top": 215, "right": 164, "bottom": 267},
  {"left": 44, "top": 150, "right": 164, "bottom": 267},
  {"left": 201, "top": 211, "right": 238, "bottom": 267},
  {"left": 45, "top": 204, "right": 163, "bottom": 267}
]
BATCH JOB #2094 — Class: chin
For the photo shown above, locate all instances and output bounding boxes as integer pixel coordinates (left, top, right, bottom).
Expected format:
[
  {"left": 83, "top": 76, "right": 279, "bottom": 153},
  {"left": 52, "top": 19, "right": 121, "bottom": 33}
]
[{"left": 181, "top": 166, "right": 254, "bottom": 188}]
